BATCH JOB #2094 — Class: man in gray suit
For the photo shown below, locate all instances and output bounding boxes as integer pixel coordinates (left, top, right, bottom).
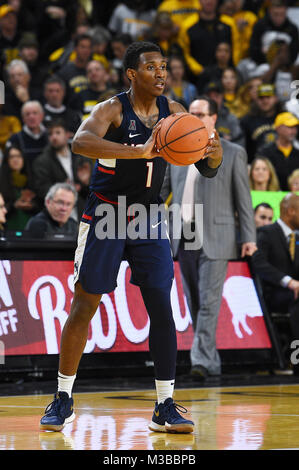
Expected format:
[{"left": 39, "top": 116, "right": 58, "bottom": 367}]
[{"left": 161, "top": 97, "right": 257, "bottom": 379}]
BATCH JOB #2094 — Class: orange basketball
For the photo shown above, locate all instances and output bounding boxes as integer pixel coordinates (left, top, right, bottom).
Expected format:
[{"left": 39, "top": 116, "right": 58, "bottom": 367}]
[{"left": 155, "top": 113, "right": 209, "bottom": 166}]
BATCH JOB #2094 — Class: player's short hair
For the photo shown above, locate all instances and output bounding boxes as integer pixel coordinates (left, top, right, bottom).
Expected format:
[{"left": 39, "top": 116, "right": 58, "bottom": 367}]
[{"left": 123, "top": 41, "right": 162, "bottom": 72}]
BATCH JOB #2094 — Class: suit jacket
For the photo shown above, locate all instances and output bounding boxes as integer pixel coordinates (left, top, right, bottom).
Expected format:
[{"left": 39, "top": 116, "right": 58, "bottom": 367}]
[
  {"left": 251, "top": 222, "right": 299, "bottom": 287},
  {"left": 160, "top": 139, "right": 256, "bottom": 259}
]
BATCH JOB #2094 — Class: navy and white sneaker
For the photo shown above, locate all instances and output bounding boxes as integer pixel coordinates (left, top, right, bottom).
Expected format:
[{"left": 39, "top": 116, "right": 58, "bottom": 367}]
[
  {"left": 40, "top": 392, "right": 75, "bottom": 431},
  {"left": 149, "top": 397, "right": 194, "bottom": 434}
]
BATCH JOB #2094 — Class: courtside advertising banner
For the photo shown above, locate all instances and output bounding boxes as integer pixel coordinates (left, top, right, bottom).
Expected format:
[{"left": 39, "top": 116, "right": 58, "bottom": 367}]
[{"left": 0, "top": 260, "right": 271, "bottom": 356}]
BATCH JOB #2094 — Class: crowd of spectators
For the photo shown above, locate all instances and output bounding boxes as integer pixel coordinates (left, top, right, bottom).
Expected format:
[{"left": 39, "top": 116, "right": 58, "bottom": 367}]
[{"left": 0, "top": 0, "right": 299, "bottom": 237}]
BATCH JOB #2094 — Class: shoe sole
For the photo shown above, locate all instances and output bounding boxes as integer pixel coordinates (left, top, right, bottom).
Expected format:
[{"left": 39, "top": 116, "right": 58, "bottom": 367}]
[
  {"left": 148, "top": 421, "right": 194, "bottom": 434},
  {"left": 148, "top": 421, "right": 166, "bottom": 433},
  {"left": 40, "top": 412, "right": 76, "bottom": 432},
  {"left": 165, "top": 422, "right": 194, "bottom": 434}
]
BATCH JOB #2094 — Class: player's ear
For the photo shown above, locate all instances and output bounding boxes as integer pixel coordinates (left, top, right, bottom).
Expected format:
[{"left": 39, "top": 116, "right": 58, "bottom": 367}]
[{"left": 126, "top": 68, "right": 136, "bottom": 82}]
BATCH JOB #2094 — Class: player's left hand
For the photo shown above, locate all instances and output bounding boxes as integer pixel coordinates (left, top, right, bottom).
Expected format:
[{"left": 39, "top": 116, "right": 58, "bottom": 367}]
[
  {"left": 203, "top": 130, "right": 223, "bottom": 168},
  {"left": 142, "top": 118, "right": 164, "bottom": 159}
]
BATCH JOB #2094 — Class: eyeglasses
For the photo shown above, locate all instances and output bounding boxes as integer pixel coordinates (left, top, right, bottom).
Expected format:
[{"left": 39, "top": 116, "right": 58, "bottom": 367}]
[
  {"left": 51, "top": 199, "right": 73, "bottom": 208},
  {"left": 191, "top": 112, "right": 211, "bottom": 119}
]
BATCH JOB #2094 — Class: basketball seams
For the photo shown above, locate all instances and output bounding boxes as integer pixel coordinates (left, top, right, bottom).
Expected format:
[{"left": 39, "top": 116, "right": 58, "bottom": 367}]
[
  {"left": 156, "top": 112, "right": 209, "bottom": 165},
  {"left": 163, "top": 128, "right": 208, "bottom": 152},
  {"left": 160, "top": 141, "right": 186, "bottom": 166},
  {"left": 164, "top": 113, "right": 188, "bottom": 148}
]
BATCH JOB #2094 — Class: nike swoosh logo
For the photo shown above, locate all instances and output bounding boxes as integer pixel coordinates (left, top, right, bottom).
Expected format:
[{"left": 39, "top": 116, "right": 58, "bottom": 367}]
[
  {"left": 154, "top": 410, "right": 159, "bottom": 417},
  {"left": 129, "top": 133, "right": 141, "bottom": 138},
  {"left": 151, "top": 221, "right": 161, "bottom": 228}
]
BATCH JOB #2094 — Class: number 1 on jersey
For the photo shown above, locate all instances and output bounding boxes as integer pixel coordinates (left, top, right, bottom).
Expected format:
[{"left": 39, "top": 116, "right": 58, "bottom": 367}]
[{"left": 146, "top": 161, "right": 153, "bottom": 188}]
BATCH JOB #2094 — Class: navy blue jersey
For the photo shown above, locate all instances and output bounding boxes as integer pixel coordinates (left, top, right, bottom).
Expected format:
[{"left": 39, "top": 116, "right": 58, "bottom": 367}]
[{"left": 89, "top": 91, "right": 170, "bottom": 207}]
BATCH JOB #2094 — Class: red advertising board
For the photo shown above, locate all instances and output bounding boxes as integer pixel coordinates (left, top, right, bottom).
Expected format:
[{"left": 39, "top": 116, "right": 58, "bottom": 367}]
[{"left": 0, "top": 259, "right": 271, "bottom": 356}]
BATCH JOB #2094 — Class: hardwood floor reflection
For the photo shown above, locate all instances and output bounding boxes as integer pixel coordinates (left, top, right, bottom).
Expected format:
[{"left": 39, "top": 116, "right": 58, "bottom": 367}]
[{"left": 1, "top": 384, "right": 299, "bottom": 450}]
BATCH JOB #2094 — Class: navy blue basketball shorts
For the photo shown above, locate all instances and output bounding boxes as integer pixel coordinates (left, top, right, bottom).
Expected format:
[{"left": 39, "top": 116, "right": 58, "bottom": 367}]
[{"left": 73, "top": 192, "right": 174, "bottom": 294}]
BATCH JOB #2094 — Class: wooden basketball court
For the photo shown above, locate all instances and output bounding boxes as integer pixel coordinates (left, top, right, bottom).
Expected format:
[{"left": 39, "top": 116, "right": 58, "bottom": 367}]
[{"left": 1, "top": 383, "right": 299, "bottom": 451}]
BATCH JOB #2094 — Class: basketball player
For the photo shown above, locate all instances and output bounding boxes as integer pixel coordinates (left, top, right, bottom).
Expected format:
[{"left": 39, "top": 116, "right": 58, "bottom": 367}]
[{"left": 40, "top": 42, "right": 223, "bottom": 434}]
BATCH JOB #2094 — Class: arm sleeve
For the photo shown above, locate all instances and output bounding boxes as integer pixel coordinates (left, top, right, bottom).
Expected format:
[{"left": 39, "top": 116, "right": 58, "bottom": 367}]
[{"left": 195, "top": 158, "right": 221, "bottom": 178}]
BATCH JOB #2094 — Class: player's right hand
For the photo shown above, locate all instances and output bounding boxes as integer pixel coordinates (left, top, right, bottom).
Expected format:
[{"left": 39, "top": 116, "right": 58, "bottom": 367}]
[{"left": 141, "top": 119, "right": 164, "bottom": 159}]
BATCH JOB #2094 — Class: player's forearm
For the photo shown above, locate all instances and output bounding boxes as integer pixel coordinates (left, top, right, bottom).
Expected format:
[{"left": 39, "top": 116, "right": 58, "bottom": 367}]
[{"left": 72, "top": 131, "right": 145, "bottom": 160}]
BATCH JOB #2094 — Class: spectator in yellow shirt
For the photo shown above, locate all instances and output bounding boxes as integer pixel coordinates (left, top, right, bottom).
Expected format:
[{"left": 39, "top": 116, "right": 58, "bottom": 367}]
[
  {"left": 158, "top": 0, "right": 201, "bottom": 31},
  {"left": 0, "top": 103, "right": 21, "bottom": 151}
]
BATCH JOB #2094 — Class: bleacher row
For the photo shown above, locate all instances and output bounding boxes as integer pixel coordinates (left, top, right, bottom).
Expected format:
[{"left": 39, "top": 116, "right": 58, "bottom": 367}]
[{"left": 0, "top": 0, "right": 298, "bottom": 236}]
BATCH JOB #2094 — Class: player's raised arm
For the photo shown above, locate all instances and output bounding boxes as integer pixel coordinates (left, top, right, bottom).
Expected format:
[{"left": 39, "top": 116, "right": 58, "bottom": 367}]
[{"left": 72, "top": 97, "right": 162, "bottom": 160}]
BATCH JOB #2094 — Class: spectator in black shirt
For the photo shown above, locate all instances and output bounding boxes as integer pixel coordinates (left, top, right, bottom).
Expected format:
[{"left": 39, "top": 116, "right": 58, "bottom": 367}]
[
  {"left": 249, "top": 0, "right": 299, "bottom": 66},
  {"left": 0, "top": 145, "right": 38, "bottom": 230},
  {"left": 196, "top": 41, "right": 233, "bottom": 93},
  {"left": 5, "top": 100, "right": 48, "bottom": 172},
  {"left": 3, "top": 58, "right": 43, "bottom": 120},
  {"left": 43, "top": 76, "right": 81, "bottom": 136},
  {"left": 32, "top": 119, "right": 92, "bottom": 219},
  {"left": 25, "top": 182, "right": 78, "bottom": 239},
  {"left": 205, "top": 81, "right": 245, "bottom": 147},
  {"left": 178, "top": 0, "right": 233, "bottom": 79},
  {"left": 0, "top": 4, "right": 20, "bottom": 72},
  {"left": 18, "top": 34, "right": 50, "bottom": 91},
  {"left": 240, "top": 83, "right": 280, "bottom": 162},
  {"left": 57, "top": 33, "right": 93, "bottom": 101},
  {"left": 70, "top": 60, "right": 115, "bottom": 120}
]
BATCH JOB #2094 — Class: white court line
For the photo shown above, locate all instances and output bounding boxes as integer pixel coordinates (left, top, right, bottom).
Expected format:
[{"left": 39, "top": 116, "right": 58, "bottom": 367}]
[{"left": 0, "top": 382, "right": 299, "bottom": 399}]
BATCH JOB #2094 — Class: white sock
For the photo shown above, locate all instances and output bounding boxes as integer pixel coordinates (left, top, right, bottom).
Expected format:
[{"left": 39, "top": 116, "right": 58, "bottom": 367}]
[
  {"left": 155, "top": 379, "right": 175, "bottom": 404},
  {"left": 57, "top": 372, "right": 76, "bottom": 397}
]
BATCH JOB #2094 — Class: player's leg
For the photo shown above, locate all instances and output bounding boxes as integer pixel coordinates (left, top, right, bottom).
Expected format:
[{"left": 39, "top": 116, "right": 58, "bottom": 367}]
[
  {"left": 126, "top": 215, "right": 194, "bottom": 433},
  {"left": 140, "top": 285, "right": 194, "bottom": 433},
  {"left": 40, "top": 282, "right": 102, "bottom": 431},
  {"left": 59, "top": 281, "right": 102, "bottom": 375},
  {"left": 40, "top": 194, "right": 125, "bottom": 431}
]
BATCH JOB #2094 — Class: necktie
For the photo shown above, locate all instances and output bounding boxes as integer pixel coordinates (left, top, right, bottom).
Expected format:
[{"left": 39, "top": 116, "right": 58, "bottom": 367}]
[
  {"left": 181, "top": 164, "right": 198, "bottom": 223},
  {"left": 289, "top": 232, "right": 296, "bottom": 261}
]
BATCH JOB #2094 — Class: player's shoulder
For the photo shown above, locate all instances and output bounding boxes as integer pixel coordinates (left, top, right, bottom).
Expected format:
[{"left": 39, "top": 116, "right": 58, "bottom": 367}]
[
  {"left": 90, "top": 94, "right": 123, "bottom": 119},
  {"left": 166, "top": 96, "right": 187, "bottom": 114}
]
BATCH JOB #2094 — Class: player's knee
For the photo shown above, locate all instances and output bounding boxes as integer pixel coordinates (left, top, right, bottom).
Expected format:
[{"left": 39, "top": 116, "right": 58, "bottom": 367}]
[{"left": 69, "top": 287, "right": 102, "bottom": 324}]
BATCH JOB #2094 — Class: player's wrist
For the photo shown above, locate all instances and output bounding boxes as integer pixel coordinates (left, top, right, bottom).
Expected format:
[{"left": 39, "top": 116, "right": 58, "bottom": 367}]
[{"left": 207, "top": 155, "right": 222, "bottom": 168}]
